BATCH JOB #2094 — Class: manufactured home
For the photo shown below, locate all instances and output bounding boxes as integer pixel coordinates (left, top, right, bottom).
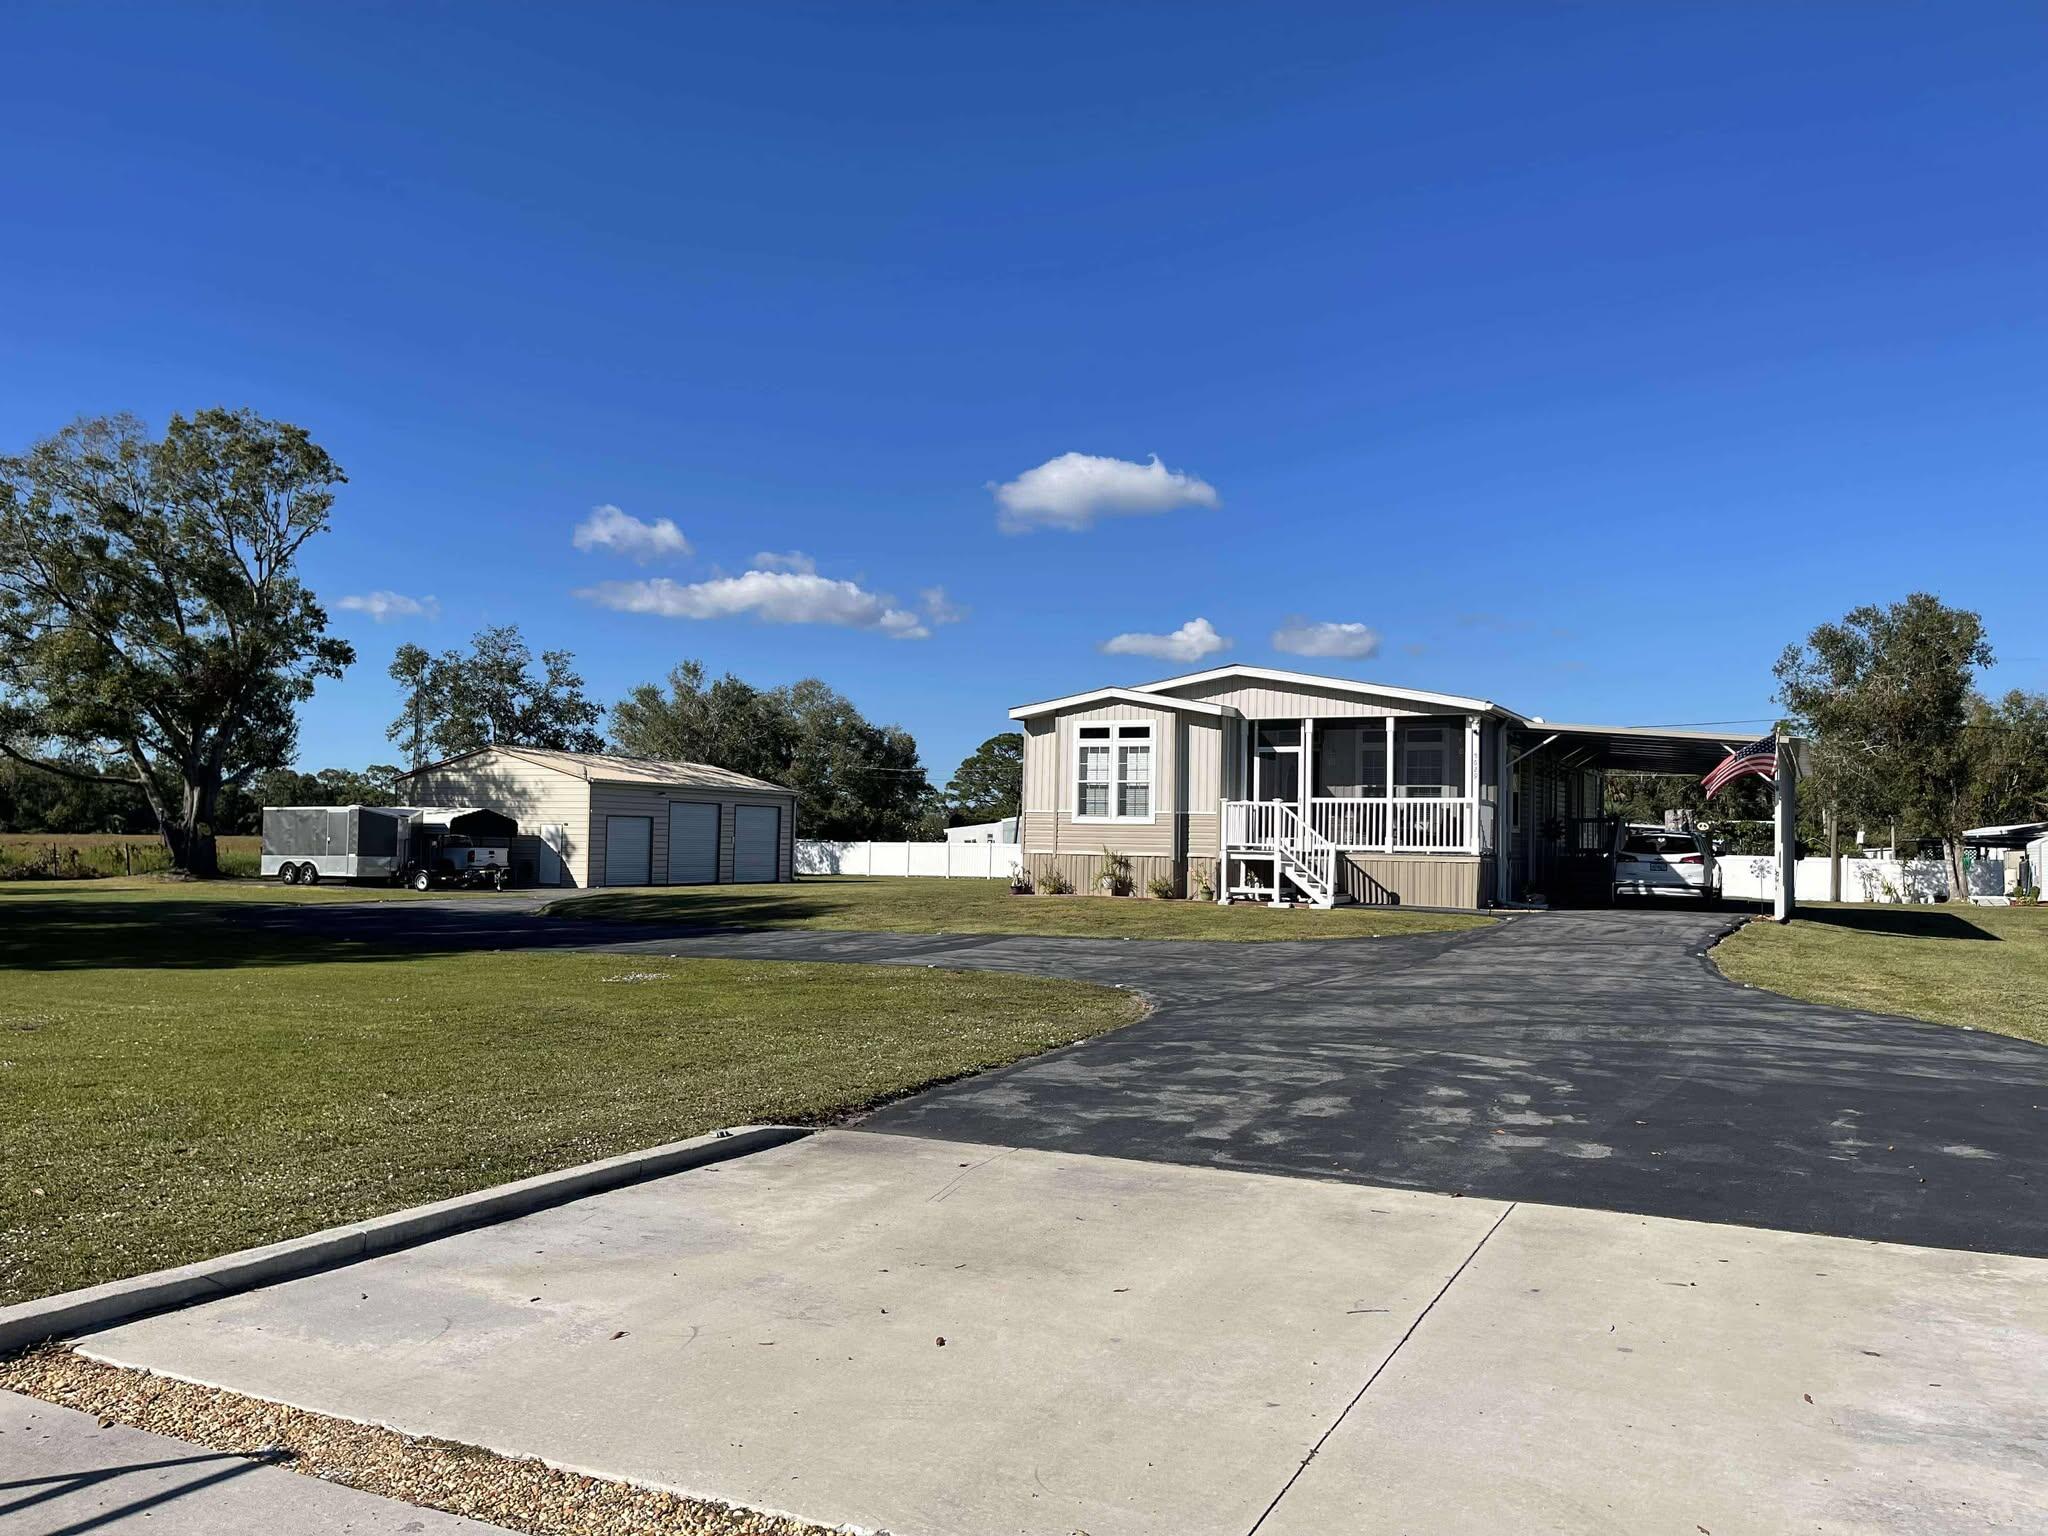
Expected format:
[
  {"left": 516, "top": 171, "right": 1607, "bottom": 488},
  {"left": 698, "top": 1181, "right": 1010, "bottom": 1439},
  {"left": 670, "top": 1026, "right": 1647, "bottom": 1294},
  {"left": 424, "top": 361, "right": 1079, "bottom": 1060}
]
[
  {"left": 396, "top": 747, "right": 797, "bottom": 889},
  {"left": 1012, "top": 665, "right": 1750, "bottom": 910}
]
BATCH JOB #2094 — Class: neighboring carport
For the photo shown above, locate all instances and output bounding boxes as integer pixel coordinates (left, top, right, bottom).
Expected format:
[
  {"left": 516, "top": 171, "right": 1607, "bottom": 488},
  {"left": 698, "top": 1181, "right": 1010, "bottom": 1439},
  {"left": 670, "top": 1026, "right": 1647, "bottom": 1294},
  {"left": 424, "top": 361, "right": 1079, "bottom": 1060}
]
[{"left": 1503, "top": 720, "right": 1800, "bottom": 917}]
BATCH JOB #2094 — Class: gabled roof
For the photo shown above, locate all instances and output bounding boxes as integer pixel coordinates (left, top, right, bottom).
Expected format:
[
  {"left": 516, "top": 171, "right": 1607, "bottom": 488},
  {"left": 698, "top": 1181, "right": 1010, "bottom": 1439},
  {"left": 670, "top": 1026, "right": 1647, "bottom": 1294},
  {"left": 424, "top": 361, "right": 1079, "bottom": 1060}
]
[
  {"left": 1008, "top": 685, "right": 1236, "bottom": 722},
  {"left": 397, "top": 745, "right": 793, "bottom": 795},
  {"left": 1129, "top": 664, "right": 1528, "bottom": 721}
]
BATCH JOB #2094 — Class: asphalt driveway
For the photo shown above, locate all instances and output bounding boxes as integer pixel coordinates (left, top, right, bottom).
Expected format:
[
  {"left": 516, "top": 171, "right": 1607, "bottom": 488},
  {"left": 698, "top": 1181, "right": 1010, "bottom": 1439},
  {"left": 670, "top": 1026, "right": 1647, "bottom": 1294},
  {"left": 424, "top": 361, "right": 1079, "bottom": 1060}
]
[
  {"left": 579, "top": 907, "right": 2046, "bottom": 1257},
  {"left": 125, "top": 895, "right": 2048, "bottom": 1255}
]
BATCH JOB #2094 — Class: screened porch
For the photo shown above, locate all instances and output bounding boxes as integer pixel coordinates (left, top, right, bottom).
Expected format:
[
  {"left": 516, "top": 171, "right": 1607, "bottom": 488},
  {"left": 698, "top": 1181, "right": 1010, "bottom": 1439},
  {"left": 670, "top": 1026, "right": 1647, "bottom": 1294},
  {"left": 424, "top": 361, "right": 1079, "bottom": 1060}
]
[{"left": 1224, "top": 716, "right": 1485, "bottom": 854}]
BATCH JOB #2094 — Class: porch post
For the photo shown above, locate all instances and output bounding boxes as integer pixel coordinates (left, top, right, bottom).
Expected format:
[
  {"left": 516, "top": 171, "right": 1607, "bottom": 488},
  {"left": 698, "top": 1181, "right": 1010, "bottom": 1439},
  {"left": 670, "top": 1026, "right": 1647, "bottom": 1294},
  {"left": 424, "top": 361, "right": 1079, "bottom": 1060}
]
[
  {"left": 1464, "top": 714, "right": 1481, "bottom": 853},
  {"left": 1300, "top": 717, "right": 1314, "bottom": 829},
  {"left": 1382, "top": 717, "right": 1396, "bottom": 852},
  {"left": 1496, "top": 724, "right": 1513, "bottom": 903}
]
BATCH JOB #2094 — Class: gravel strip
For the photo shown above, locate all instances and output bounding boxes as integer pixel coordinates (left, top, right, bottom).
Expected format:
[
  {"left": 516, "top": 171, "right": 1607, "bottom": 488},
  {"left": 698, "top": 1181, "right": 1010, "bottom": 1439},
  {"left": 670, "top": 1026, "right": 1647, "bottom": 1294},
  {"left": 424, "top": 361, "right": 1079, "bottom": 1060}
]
[{"left": 0, "top": 1346, "right": 838, "bottom": 1536}]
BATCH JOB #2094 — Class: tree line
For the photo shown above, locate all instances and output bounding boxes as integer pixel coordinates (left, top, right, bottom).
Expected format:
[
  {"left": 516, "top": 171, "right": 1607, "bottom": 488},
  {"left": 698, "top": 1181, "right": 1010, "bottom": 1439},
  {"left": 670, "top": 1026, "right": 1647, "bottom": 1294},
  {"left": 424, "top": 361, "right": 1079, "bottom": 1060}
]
[
  {"left": 11, "top": 414, "right": 2030, "bottom": 888},
  {"left": 1, "top": 409, "right": 1018, "bottom": 865}
]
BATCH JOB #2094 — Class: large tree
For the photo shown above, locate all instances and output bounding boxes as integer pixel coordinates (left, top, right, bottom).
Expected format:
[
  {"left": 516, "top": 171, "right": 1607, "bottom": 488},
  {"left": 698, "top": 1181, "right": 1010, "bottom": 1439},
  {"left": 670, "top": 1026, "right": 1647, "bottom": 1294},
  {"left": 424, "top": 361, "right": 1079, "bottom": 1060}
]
[
  {"left": 779, "top": 677, "right": 936, "bottom": 840},
  {"left": 386, "top": 626, "right": 604, "bottom": 761},
  {"left": 609, "top": 661, "right": 793, "bottom": 782},
  {"left": 946, "top": 732, "right": 1022, "bottom": 822},
  {"left": 1967, "top": 689, "right": 2048, "bottom": 827},
  {"left": 1775, "top": 593, "right": 1992, "bottom": 898},
  {"left": 609, "top": 661, "right": 937, "bottom": 839},
  {"left": 0, "top": 411, "right": 353, "bottom": 875}
]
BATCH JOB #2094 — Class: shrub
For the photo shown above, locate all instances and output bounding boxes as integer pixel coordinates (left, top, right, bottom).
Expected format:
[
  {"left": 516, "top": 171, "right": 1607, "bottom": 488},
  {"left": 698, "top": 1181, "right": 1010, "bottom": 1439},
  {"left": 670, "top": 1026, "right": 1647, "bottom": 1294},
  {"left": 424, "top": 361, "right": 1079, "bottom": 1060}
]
[
  {"left": 1146, "top": 874, "right": 1178, "bottom": 901},
  {"left": 1039, "top": 866, "right": 1074, "bottom": 895},
  {"left": 1096, "top": 848, "right": 1133, "bottom": 896}
]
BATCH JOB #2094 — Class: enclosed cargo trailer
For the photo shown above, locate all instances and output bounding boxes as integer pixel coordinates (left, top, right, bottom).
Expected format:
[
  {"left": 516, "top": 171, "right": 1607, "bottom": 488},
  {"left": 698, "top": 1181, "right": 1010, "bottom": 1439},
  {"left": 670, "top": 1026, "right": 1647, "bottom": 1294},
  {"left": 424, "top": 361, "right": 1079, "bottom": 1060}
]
[
  {"left": 262, "top": 805, "right": 408, "bottom": 884},
  {"left": 261, "top": 805, "right": 518, "bottom": 888}
]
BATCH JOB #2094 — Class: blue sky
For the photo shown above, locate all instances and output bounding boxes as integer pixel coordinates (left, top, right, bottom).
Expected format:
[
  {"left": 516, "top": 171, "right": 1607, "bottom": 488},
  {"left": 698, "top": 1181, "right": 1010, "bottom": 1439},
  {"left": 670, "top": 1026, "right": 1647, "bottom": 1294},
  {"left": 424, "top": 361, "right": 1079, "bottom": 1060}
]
[{"left": 5, "top": 4, "right": 2044, "bottom": 784}]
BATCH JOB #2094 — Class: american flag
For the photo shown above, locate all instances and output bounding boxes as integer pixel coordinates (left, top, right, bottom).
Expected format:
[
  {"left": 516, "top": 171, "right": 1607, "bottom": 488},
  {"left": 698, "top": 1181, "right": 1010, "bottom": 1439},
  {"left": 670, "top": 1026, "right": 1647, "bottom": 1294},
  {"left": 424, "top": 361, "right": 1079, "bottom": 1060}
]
[{"left": 1701, "top": 733, "right": 1778, "bottom": 797}]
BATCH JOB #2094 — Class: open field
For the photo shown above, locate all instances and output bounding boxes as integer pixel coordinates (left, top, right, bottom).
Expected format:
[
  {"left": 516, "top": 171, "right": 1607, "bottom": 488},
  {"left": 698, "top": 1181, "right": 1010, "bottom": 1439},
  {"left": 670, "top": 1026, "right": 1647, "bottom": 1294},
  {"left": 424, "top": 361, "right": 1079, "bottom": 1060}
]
[
  {"left": 1715, "top": 903, "right": 2047, "bottom": 1047},
  {"left": 553, "top": 875, "right": 1495, "bottom": 941},
  {"left": 0, "top": 831, "right": 261, "bottom": 879},
  {"left": 0, "top": 874, "right": 510, "bottom": 906},
  {"left": 0, "top": 887, "right": 1142, "bottom": 1304}
]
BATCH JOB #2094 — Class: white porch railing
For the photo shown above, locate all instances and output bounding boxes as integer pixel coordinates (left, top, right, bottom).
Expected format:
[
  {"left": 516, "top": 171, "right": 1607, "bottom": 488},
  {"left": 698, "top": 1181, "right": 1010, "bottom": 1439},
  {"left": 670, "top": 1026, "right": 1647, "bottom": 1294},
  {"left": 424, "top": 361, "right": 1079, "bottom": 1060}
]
[
  {"left": 1223, "top": 798, "right": 1283, "bottom": 852},
  {"left": 1228, "top": 797, "right": 1477, "bottom": 853}
]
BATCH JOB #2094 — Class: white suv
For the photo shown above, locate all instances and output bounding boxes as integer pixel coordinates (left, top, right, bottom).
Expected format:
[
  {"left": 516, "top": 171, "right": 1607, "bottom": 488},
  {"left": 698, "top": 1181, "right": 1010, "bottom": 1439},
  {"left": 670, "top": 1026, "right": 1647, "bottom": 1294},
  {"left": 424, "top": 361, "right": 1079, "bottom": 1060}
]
[{"left": 1613, "top": 824, "right": 1717, "bottom": 900}]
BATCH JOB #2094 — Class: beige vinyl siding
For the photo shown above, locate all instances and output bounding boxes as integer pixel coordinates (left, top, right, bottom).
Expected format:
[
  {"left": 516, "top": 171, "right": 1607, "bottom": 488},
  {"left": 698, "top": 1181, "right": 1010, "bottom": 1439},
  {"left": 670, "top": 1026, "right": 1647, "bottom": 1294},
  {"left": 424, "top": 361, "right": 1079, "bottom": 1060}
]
[
  {"left": 1339, "top": 854, "right": 1485, "bottom": 909},
  {"left": 1020, "top": 717, "right": 1059, "bottom": 823},
  {"left": 1156, "top": 677, "right": 1436, "bottom": 720},
  {"left": 1053, "top": 702, "right": 1177, "bottom": 857},
  {"left": 405, "top": 754, "right": 593, "bottom": 887},
  {"left": 1021, "top": 809, "right": 1059, "bottom": 856}
]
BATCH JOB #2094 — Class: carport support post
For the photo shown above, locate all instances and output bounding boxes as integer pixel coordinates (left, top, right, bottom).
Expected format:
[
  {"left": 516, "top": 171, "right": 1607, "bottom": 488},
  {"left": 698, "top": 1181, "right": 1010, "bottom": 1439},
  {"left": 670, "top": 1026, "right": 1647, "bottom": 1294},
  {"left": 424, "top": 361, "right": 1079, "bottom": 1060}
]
[{"left": 1773, "top": 731, "right": 1798, "bottom": 923}]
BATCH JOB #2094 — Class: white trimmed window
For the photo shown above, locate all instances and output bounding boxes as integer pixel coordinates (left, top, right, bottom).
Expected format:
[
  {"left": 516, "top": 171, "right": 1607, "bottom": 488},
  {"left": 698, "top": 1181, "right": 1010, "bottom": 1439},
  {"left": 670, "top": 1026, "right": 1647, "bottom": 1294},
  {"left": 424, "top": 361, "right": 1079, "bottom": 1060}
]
[{"left": 1074, "top": 723, "right": 1154, "bottom": 821}]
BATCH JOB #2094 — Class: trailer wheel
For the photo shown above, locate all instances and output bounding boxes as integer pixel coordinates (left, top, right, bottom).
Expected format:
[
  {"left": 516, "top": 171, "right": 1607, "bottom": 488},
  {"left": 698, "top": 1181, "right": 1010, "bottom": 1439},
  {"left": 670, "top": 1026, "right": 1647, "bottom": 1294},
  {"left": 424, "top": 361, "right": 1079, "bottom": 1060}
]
[
  {"left": 410, "top": 868, "right": 433, "bottom": 892},
  {"left": 279, "top": 863, "right": 300, "bottom": 886},
  {"left": 300, "top": 864, "right": 320, "bottom": 886}
]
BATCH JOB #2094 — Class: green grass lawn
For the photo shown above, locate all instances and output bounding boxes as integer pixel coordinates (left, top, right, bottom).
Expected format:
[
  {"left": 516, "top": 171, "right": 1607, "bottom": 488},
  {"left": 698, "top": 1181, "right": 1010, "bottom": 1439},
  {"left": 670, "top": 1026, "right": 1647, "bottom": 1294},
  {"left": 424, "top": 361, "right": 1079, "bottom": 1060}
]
[
  {"left": 552, "top": 875, "right": 1494, "bottom": 941},
  {"left": 0, "top": 874, "right": 507, "bottom": 906},
  {"left": 0, "top": 888, "right": 1142, "bottom": 1305},
  {"left": 1714, "top": 903, "right": 2047, "bottom": 1047}
]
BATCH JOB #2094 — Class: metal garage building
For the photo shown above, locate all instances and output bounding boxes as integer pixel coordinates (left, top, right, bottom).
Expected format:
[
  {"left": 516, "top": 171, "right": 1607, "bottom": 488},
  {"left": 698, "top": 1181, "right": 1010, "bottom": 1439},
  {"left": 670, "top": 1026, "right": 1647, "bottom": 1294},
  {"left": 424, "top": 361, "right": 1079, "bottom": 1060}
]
[{"left": 397, "top": 746, "right": 797, "bottom": 889}]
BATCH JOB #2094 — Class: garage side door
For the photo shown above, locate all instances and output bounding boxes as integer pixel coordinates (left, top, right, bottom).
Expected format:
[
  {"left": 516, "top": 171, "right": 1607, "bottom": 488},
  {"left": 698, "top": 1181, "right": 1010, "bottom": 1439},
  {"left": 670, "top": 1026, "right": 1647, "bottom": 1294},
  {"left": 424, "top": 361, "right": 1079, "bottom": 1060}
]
[
  {"left": 732, "top": 804, "right": 781, "bottom": 883},
  {"left": 667, "top": 801, "right": 718, "bottom": 884},
  {"left": 603, "top": 815, "right": 652, "bottom": 887}
]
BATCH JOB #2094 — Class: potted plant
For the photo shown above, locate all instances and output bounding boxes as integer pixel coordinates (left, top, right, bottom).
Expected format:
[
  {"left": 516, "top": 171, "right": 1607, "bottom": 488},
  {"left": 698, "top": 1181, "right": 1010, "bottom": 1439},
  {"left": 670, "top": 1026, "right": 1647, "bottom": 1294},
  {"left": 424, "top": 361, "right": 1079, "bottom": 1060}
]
[{"left": 1097, "top": 848, "right": 1133, "bottom": 896}]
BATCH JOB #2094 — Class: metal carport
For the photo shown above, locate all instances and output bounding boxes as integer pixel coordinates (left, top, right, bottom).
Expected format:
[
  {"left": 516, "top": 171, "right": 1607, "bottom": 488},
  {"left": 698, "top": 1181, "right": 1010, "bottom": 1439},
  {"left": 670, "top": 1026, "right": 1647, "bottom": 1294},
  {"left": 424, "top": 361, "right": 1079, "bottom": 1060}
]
[{"left": 1502, "top": 721, "right": 1801, "bottom": 919}]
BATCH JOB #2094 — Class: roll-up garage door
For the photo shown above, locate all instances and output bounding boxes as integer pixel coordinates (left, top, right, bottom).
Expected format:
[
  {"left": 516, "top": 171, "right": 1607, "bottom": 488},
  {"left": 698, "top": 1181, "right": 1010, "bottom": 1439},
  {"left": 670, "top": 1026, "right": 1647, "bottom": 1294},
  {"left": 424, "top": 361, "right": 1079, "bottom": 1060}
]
[
  {"left": 667, "top": 801, "right": 718, "bottom": 884},
  {"left": 603, "top": 815, "right": 653, "bottom": 887},
  {"left": 732, "top": 804, "right": 781, "bottom": 883}
]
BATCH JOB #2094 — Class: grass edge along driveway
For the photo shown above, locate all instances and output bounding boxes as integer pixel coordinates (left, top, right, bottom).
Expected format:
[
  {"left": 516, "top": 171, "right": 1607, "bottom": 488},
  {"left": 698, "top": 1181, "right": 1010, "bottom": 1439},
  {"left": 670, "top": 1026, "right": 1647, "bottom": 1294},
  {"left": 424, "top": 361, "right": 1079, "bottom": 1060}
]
[
  {"left": 551, "top": 875, "right": 1494, "bottom": 941},
  {"left": 1, "top": 890, "right": 1143, "bottom": 1304},
  {"left": 1714, "top": 902, "right": 2047, "bottom": 1048}
]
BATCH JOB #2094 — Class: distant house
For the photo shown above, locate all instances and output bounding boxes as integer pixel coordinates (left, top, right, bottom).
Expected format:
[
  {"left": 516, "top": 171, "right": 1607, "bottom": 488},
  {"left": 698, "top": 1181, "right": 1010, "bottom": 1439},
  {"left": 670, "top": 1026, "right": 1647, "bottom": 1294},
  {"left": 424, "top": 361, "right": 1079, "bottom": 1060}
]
[
  {"left": 1012, "top": 665, "right": 1749, "bottom": 909},
  {"left": 397, "top": 746, "right": 796, "bottom": 889},
  {"left": 1962, "top": 821, "right": 2047, "bottom": 901},
  {"left": 944, "top": 818, "right": 1018, "bottom": 845}
]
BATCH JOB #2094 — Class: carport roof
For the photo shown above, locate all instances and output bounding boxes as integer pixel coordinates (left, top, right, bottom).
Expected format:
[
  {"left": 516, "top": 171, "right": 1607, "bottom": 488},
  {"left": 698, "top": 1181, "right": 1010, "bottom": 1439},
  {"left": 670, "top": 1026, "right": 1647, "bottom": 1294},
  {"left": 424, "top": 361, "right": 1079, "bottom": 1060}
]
[{"left": 1518, "top": 721, "right": 1756, "bottom": 776}]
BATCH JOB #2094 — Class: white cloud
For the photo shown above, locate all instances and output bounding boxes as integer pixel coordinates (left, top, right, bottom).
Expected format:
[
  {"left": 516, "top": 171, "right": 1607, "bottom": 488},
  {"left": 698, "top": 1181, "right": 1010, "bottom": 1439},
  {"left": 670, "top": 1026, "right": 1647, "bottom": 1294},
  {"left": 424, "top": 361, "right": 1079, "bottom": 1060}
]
[
  {"left": 989, "top": 452, "right": 1219, "bottom": 533},
  {"left": 1271, "top": 618, "right": 1381, "bottom": 659},
  {"left": 577, "top": 571, "right": 928, "bottom": 640},
  {"left": 572, "top": 504, "right": 692, "bottom": 564},
  {"left": 334, "top": 590, "right": 440, "bottom": 624},
  {"left": 921, "top": 586, "right": 967, "bottom": 625},
  {"left": 750, "top": 550, "right": 817, "bottom": 574},
  {"left": 1100, "top": 617, "right": 1230, "bottom": 663}
]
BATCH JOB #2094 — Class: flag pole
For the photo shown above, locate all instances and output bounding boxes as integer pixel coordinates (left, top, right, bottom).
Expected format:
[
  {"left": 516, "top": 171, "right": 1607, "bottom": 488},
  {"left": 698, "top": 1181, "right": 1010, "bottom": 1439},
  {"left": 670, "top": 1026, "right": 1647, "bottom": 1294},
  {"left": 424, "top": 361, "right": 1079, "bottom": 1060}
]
[{"left": 1773, "top": 728, "right": 1798, "bottom": 923}]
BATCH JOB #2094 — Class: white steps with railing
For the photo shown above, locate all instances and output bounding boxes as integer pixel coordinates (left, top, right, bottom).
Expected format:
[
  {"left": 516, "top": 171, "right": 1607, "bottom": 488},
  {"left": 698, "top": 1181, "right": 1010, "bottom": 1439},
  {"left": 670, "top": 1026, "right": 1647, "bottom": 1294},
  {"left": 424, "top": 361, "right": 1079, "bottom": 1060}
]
[{"left": 1222, "top": 799, "right": 1343, "bottom": 908}]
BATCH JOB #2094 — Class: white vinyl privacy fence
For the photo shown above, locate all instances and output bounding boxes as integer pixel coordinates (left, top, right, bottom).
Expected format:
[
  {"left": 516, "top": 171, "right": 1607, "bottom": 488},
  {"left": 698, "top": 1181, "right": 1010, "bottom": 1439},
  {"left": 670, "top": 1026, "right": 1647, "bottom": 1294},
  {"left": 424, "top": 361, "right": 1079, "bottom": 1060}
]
[
  {"left": 1716, "top": 855, "right": 1950, "bottom": 904},
  {"left": 797, "top": 839, "right": 1024, "bottom": 879}
]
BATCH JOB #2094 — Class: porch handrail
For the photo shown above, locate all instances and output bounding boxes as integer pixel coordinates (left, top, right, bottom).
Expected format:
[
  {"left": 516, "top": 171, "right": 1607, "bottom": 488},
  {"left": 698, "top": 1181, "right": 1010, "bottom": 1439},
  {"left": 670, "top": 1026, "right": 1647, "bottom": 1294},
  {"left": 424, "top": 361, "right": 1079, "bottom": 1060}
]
[
  {"left": 1227, "top": 796, "right": 1481, "bottom": 854},
  {"left": 1304, "top": 795, "right": 1476, "bottom": 853},
  {"left": 1272, "top": 801, "right": 1336, "bottom": 904}
]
